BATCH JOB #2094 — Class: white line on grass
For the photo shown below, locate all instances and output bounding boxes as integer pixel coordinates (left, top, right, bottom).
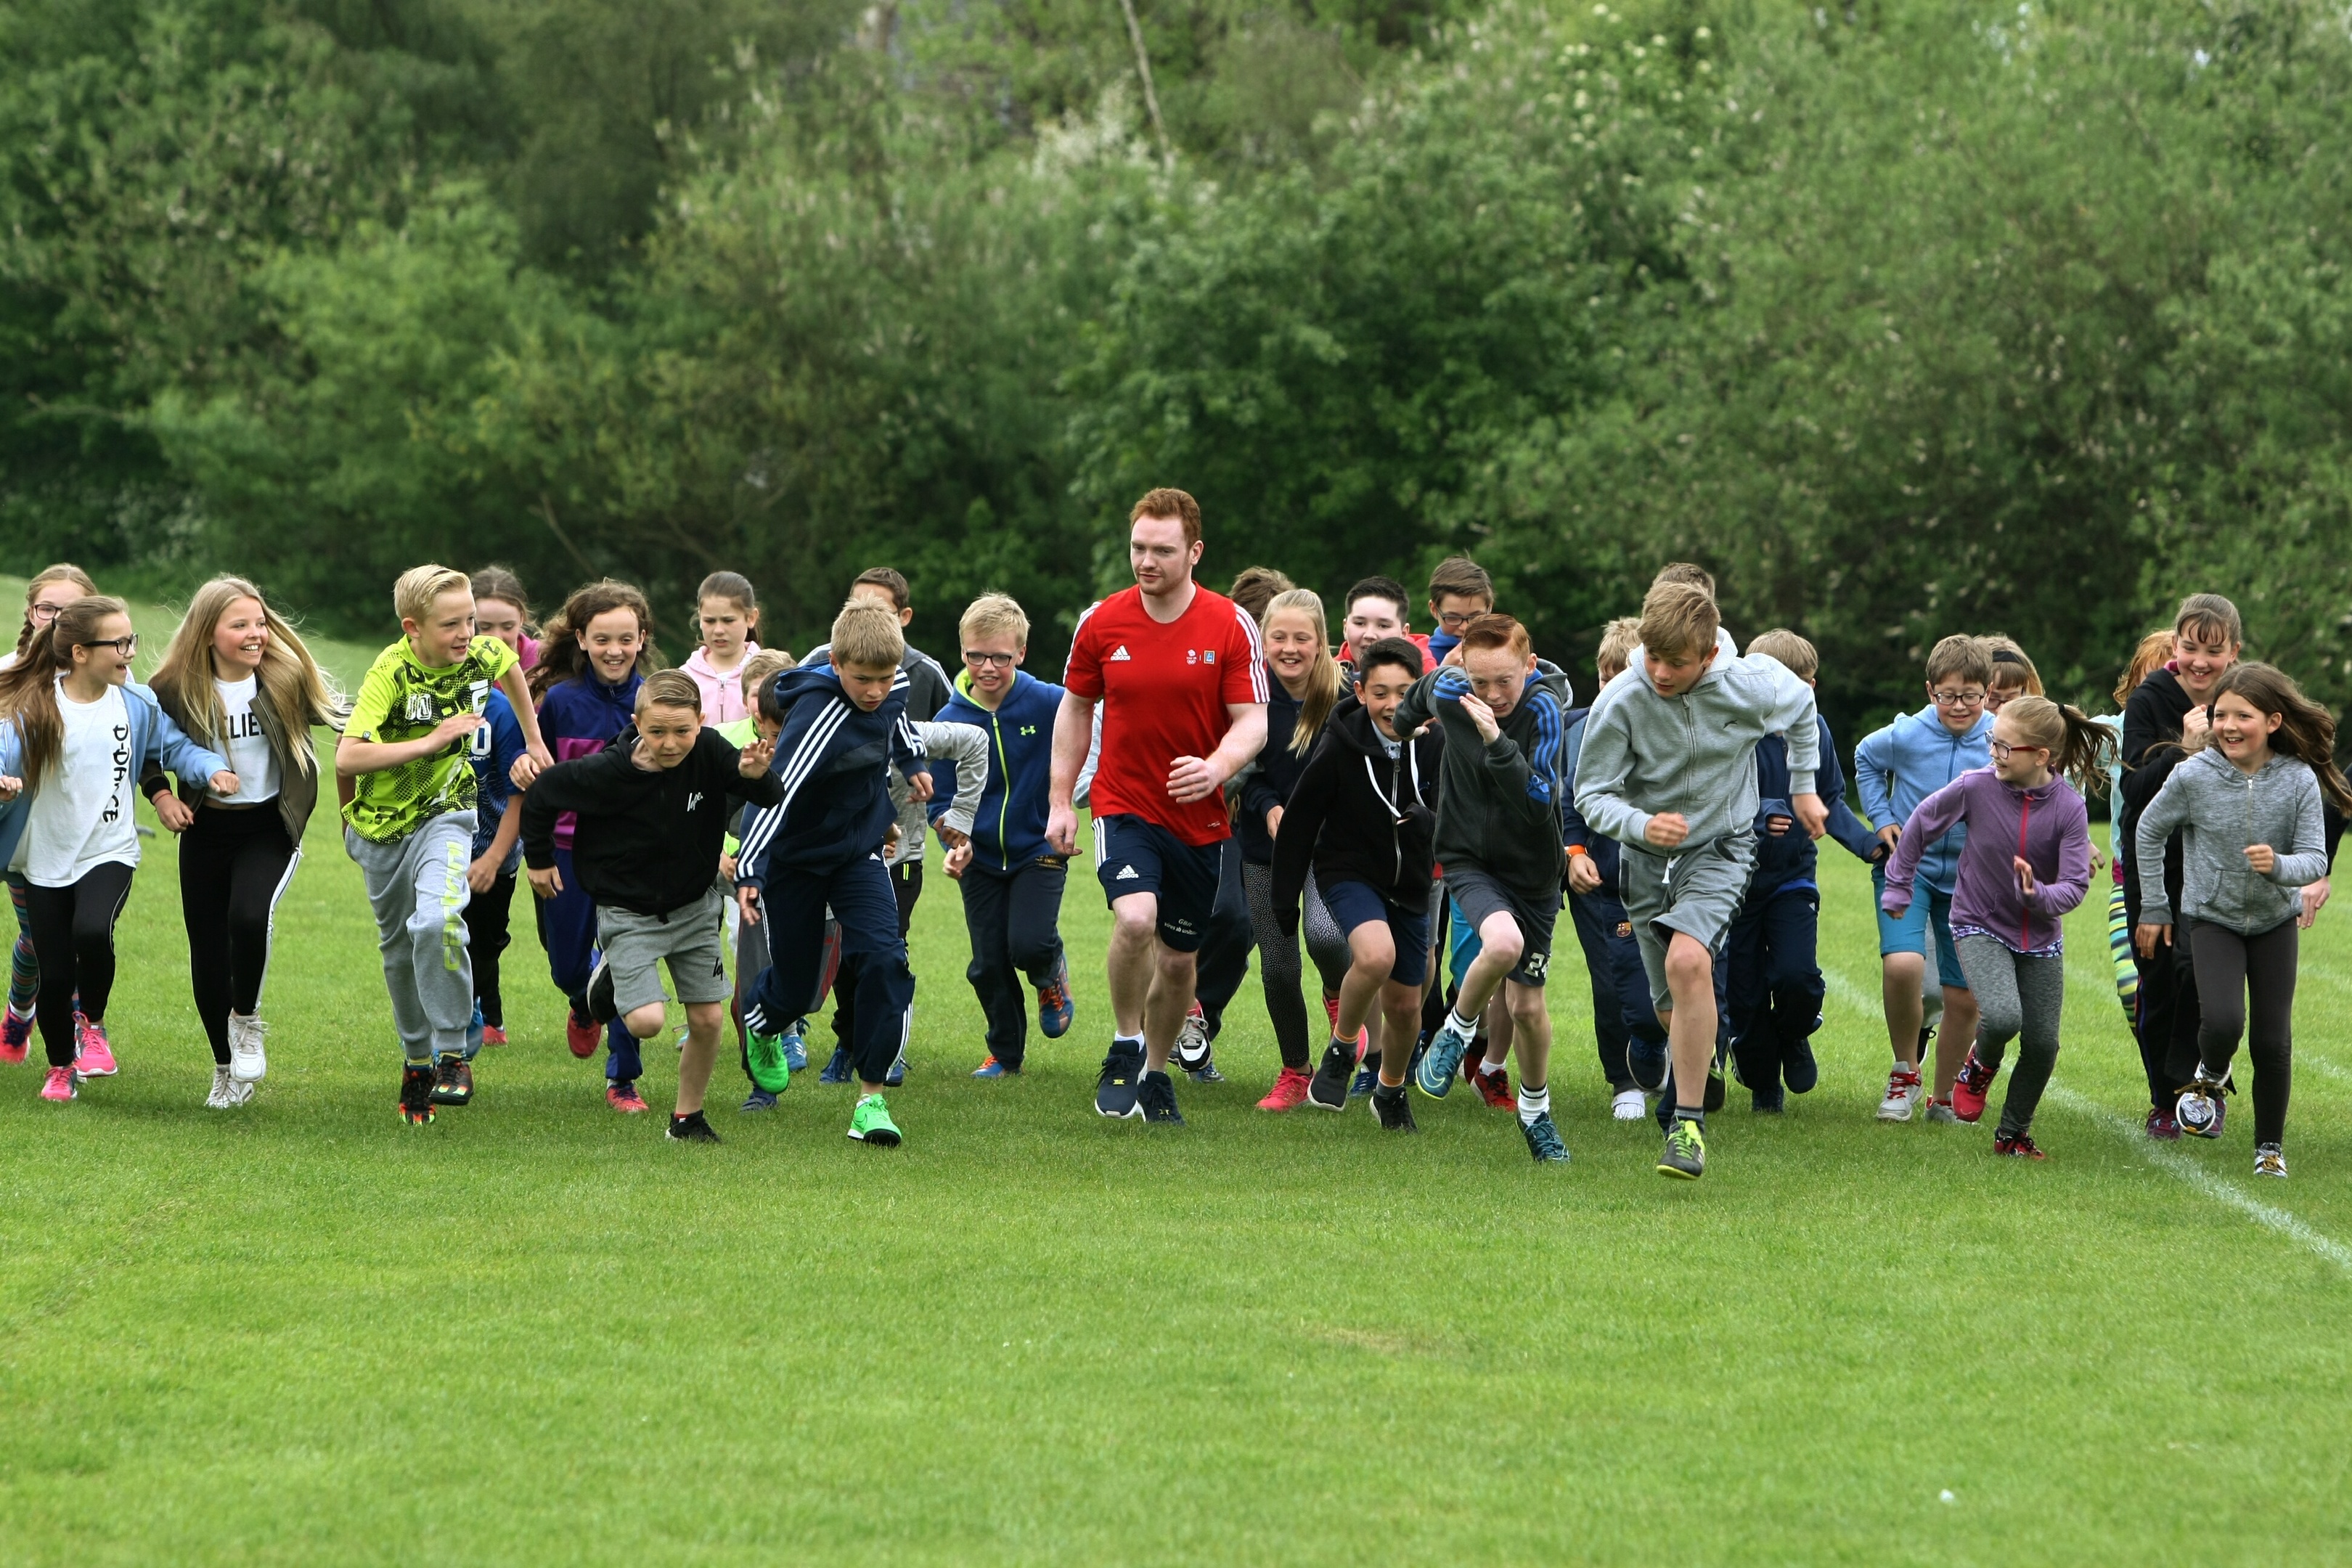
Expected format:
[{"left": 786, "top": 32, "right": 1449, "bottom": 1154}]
[
  {"left": 1821, "top": 967, "right": 1877, "bottom": 1018},
  {"left": 2044, "top": 1085, "right": 2352, "bottom": 1273}
]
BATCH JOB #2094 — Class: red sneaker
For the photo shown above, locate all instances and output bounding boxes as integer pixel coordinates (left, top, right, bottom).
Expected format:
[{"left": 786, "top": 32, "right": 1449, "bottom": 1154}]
[
  {"left": 2144, "top": 1107, "right": 2182, "bottom": 1141},
  {"left": 608, "top": 1081, "right": 649, "bottom": 1114},
  {"left": 1, "top": 1006, "right": 30, "bottom": 1064},
  {"left": 481, "top": 1025, "right": 508, "bottom": 1048},
  {"left": 73, "top": 1016, "right": 118, "bottom": 1077},
  {"left": 1993, "top": 1132, "right": 2046, "bottom": 1159},
  {"left": 1256, "top": 1066, "right": 1312, "bottom": 1111},
  {"left": 1466, "top": 1060, "right": 1514, "bottom": 1109},
  {"left": 565, "top": 1010, "right": 599, "bottom": 1059},
  {"left": 39, "top": 1065, "right": 76, "bottom": 1102},
  {"left": 1950, "top": 1049, "right": 1995, "bottom": 1124}
]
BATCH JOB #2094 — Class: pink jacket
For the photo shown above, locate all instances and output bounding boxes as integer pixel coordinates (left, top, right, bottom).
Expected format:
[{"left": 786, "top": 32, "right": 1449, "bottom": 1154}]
[{"left": 682, "top": 643, "right": 761, "bottom": 724}]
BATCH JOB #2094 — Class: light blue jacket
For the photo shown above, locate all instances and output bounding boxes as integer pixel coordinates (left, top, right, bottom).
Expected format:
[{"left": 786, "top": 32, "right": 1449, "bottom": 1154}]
[
  {"left": 0, "top": 680, "right": 230, "bottom": 873},
  {"left": 1853, "top": 704, "right": 1993, "bottom": 895}
]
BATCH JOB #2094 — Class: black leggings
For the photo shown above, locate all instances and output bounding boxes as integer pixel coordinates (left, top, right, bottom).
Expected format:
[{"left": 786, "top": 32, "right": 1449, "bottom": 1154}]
[
  {"left": 2187, "top": 917, "right": 2298, "bottom": 1146},
  {"left": 464, "top": 867, "right": 518, "bottom": 1027},
  {"left": 179, "top": 804, "right": 301, "bottom": 1064},
  {"left": 24, "top": 861, "right": 135, "bottom": 1067}
]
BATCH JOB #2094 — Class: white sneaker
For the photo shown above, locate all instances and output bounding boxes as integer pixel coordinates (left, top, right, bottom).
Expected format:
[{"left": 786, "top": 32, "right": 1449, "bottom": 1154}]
[
  {"left": 228, "top": 1015, "right": 268, "bottom": 1082},
  {"left": 1877, "top": 1068, "right": 1924, "bottom": 1122},
  {"left": 205, "top": 1066, "right": 240, "bottom": 1108},
  {"left": 1610, "top": 1088, "right": 1647, "bottom": 1121}
]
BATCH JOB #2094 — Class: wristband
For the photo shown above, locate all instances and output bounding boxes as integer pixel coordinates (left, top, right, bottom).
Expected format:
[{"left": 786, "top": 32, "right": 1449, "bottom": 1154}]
[{"left": 1564, "top": 844, "right": 1588, "bottom": 858}]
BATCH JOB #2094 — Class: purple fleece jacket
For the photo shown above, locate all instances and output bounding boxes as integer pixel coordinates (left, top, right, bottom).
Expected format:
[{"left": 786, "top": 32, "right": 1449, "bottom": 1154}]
[{"left": 1881, "top": 767, "right": 2091, "bottom": 954}]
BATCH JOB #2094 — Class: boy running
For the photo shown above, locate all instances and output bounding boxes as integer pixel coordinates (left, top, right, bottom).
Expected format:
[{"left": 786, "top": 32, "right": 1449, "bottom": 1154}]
[
  {"left": 1573, "top": 581, "right": 1824, "bottom": 1180},
  {"left": 1048, "top": 488, "right": 1267, "bottom": 1125}
]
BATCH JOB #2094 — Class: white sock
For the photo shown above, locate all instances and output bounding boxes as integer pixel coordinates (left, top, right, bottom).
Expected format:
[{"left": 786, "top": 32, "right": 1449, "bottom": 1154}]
[
  {"left": 1518, "top": 1083, "right": 1550, "bottom": 1127},
  {"left": 1446, "top": 1007, "right": 1478, "bottom": 1038}
]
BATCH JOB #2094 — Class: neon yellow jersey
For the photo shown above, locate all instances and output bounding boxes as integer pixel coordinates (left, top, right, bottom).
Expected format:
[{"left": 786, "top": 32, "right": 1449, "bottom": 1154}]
[{"left": 343, "top": 634, "right": 520, "bottom": 844}]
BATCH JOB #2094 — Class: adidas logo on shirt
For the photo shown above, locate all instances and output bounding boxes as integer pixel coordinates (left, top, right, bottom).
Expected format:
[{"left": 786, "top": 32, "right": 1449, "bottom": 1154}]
[
  {"left": 1108, "top": 645, "right": 1132, "bottom": 661},
  {"left": 1116, "top": 865, "right": 1139, "bottom": 880}
]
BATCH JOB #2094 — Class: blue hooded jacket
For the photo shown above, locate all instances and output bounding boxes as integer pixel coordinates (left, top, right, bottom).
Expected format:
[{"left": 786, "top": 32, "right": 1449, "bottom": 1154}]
[
  {"left": 926, "top": 667, "right": 1063, "bottom": 873},
  {"left": 735, "top": 663, "right": 918, "bottom": 883},
  {"left": 1853, "top": 704, "right": 1995, "bottom": 896},
  {"left": 1749, "top": 716, "right": 1880, "bottom": 900},
  {"left": 1560, "top": 707, "right": 1622, "bottom": 894},
  {"left": 0, "top": 680, "right": 230, "bottom": 872}
]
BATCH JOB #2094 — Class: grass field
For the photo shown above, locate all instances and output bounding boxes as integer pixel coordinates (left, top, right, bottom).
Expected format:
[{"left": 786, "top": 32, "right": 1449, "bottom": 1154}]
[{"left": 3, "top": 582, "right": 2349, "bottom": 1564}]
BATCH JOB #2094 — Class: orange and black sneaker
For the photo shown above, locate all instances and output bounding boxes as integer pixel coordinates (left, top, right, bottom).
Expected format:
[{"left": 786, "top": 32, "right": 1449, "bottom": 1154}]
[
  {"left": 430, "top": 1054, "right": 474, "bottom": 1106},
  {"left": 399, "top": 1064, "right": 436, "bottom": 1126}
]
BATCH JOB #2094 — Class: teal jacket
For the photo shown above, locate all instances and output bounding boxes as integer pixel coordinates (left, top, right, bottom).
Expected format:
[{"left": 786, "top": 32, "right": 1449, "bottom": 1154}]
[{"left": 0, "top": 680, "right": 231, "bottom": 871}]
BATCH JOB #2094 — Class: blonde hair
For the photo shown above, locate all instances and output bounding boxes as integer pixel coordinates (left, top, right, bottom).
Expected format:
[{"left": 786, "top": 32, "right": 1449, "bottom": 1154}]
[
  {"left": 0, "top": 596, "right": 131, "bottom": 789},
  {"left": 2001, "top": 695, "right": 2115, "bottom": 794},
  {"left": 17, "top": 563, "right": 99, "bottom": 657},
  {"left": 1262, "top": 589, "right": 1341, "bottom": 756},
  {"left": 393, "top": 564, "right": 471, "bottom": 627},
  {"left": 1980, "top": 634, "right": 2043, "bottom": 696},
  {"left": 830, "top": 597, "right": 906, "bottom": 670},
  {"left": 959, "top": 593, "right": 1031, "bottom": 650},
  {"left": 636, "top": 669, "right": 704, "bottom": 714},
  {"left": 1595, "top": 616, "right": 1641, "bottom": 679},
  {"left": 149, "top": 577, "right": 342, "bottom": 777},
  {"left": 738, "top": 648, "right": 793, "bottom": 711},
  {"left": 1747, "top": 627, "right": 1817, "bottom": 681},
  {"left": 1636, "top": 581, "right": 1719, "bottom": 661}
]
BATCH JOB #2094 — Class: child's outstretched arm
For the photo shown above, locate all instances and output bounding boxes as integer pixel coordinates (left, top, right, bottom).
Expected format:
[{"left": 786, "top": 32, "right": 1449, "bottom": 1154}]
[
  {"left": 1814, "top": 719, "right": 1879, "bottom": 862},
  {"left": 1761, "top": 664, "right": 1825, "bottom": 835},
  {"left": 498, "top": 663, "right": 550, "bottom": 777}
]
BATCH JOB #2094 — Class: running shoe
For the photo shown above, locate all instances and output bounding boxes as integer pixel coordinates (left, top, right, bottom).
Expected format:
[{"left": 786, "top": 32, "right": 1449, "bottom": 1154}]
[
  {"left": 1307, "top": 1040, "right": 1353, "bottom": 1111},
  {"left": 667, "top": 1111, "right": 722, "bottom": 1143},
  {"left": 608, "top": 1081, "right": 650, "bottom": 1114},
  {"left": 1522, "top": 1111, "right": 1570, "bottom": 1164},
  {"left": 229, "top": 1016, "right": 268, "bottom": 1083},
  {"left": 586, "top": 957, "right": 618, "bottom": 1024},
  {"left": 2176, "top": 1069, "right": 2228, "bottom": 1139},
  {"left": 885, "top": 1048, "right": 907, "bottom": 1088},
  {"left": 1993, "top": 1132, "right": 2047, "bottom": 1160},
  {"left": 399, "top": 1063, "right": 433, "bottom": 1125},
  {"left": 481, "top": 1024, "right": 508, "bottom": 1047},
  {"left": 206, "top": 1064, "right": 253, "bottom": 1108},
  {"left": 1877, "top": 1066, "right": 1924, "bottom": 1122},
  {"left": 430, "top": 1055, "right": 474, "bottom": 1106},
  {"left": 782, "top": 1023, "right": 809, "bottom": 1075},
  {"left": 1466, "top": 1060, "right": 1513, "bottom": 1110},
  {"left": 2254, "top": 1143, "right": 2288, "bottom": 1180},
  {"left": 2145, "top": 1107, "right": 2181, "bottom": 1141},
  {"left": 1415, "top": 1016, "right": 1474, "bottom": 1099},
  {"left": 1923, "top": 1098, "right": 1961, "bottom": 1125},
  {"left": 971, "top": 1055, "right": 1020, "bottom": 1078},
  {"left": 1609, "top": 1088, "right": 1646, "bottom": 1121},
  {"left": 740, "top": 1087, "right": 780, "bottom": 1112},
  {"left": 1256, "top": 1066, "right": 1312, "bottom": 1111},
  {"left": 1, "top": 1005, "right": 30, "bottom": 1064},
  {"left": 1037, "top": 954, "right": 1075, "bottom": 1040},
  {"left": 1095, "top": 1040, "right": 1146, "bottom": 1119},
  {"left": 746, "top": 1029, "right": 791, "bottom": 1094},
  {"left": 1950, "top": 1050, "right": 1995, "bottom": 1123},
  {"left": 74, "top": 1015, "right": 117, "bottom": 1077},
  {"left": 1137, "top": 1069, "right": 1185, "bottom": 1125},
  {"left": 1704, "top": 1047, "right": 1727, "bottom": 1113},
  {"left": 1185, "top": 1048, "right": 1225, "bottom": 1085},
  {"left": 818, "top": 1046, "right": 854, "bottom": 1085},
  {"left": 1371, "top": 1082, "right": 1418, "bottom": 1132},
  {"left": 1658, "top": 1118, "right": 1706, "bottom": 1179},
  {"left": 565, "top": 1005, "right": 599, "bottom": 1059},
  {"left": 1173, "top": 1003, "right": 1212, "bottom": 1076},
  {"left": 1349, "top": 1050, "right": 1380, "bottom": 1099},
  {"left": 1627, "top": 1037, "right": 1669, "bottom": 1093},
  {"left": 40, "top": 1064, "right": 77, "bottom": 1102},
  {"left": 849, "top": 1093, "right": 902, "bottom": 1146},
  {"left": 1784, "top": 1034, "right": 1819, "bottom": 1095}
]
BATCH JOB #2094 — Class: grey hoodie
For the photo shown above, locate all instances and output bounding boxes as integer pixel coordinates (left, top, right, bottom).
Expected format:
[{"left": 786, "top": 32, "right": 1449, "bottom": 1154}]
[
  {"left": 1573, "top": 651, "right": 1820, "bottom": 849},
  {"left": 2133, "top": 746, "right": 2327, "bottom": 934}
]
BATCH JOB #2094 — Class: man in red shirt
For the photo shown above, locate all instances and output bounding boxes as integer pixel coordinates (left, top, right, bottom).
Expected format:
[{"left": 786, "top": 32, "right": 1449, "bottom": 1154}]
[{"left": 1048, "top": 488, "right": 1269, "bottom": 1123}]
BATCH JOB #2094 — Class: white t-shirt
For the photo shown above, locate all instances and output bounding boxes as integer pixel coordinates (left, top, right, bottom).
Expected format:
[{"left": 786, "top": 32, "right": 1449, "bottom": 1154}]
[
  {"left": 25, "top": 681, "right": 139, "bottom": 886},
  {"left": 209, "top": 674, "right": 278, "bottom": 804}
]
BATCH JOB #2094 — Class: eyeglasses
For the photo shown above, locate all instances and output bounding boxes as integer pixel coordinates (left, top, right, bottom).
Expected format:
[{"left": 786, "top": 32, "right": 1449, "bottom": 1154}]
[
  {"left": 1930, "top": 689, "right": 1985, "bottom": 708},
  {"left": 28, "top": 603, "right": 65, "bottom": 624},
  {"left": 78, "top": 634, "right": 138, "bottom": 657},
  {"left": 1988, "top": 739, "right": 2046, "bottom": 761},
  {"left": 962, "top": 650, "right": 1016, "bottom": 669},
  {"left": 1435, "top": 610, "right": 1483, "bottom": 630}
]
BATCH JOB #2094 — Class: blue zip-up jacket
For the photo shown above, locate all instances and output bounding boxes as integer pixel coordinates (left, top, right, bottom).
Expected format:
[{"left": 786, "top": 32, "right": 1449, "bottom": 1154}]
[
  {"left": 736, "top": 664, "right": 919, "bottom": 884},
  {"left": 1749, "top": 716, "right": 1879, "bottom": 900},
  {"left": 0, "top": 679, "right": 229, "bottom": 871},
  {"left": 468, "top": 687, "right": 527, "bottom": 865},
  {"left": 1853, "top": 705, "right": 1994, "bottom": 895},
  {"left": 536, "top": 669, "right": 643, "bottom": 852},
  {"left": 1560, "top": 708, "right": 1624, "bottom": 897},
  {"left": 926, "top": 668, "right": 1063, "bottom": 873}
]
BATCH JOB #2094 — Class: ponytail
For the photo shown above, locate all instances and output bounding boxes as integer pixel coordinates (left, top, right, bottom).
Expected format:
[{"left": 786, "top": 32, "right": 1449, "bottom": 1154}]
[{"left": 2003, "top": 695, "right": 2116, "bottom": 794}]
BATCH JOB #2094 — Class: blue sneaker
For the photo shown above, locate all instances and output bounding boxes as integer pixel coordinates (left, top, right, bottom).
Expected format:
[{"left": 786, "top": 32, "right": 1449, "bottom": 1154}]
[
  {"left": 972, "top": 1055, "right": 1020, "bottom": 1078},
  {"left": 1628, "top": 1037, "right": 1669, "bottom": 1093},
  {"left": 1037, "top": 954, "right": 1075, "bottom": 1040},
  {"left": 1416, "top": 1018, "right": 1472, "bottom": 1099},
  {"left": 1349, "top": 1051, "right": 1381, "bottom": 1099},
  {"left": 740, "top": 1087, "right": 780, "bottom": 1112},
  {"left": 885, "top": 1050, "right": 907, "bottom": 1087},
  {"left": 783, "top": 1021, "right": 809, "bottom": 1075},
  {"left": 818, "top": 1046, "right": 854, "bottom": 1085},
  {"left": 1095, "top": 1040, "right": 1146, "bottom": 1119}
]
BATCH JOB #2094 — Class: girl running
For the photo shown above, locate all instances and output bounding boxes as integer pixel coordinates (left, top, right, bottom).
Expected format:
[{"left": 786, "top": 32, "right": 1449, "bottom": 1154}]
[
  {"left": 2132, "top": 663, "right": 2347, "bottom": 1177},
  {"left": 1237, "top": 588, "right": 1353, "bottom": 1110},
  {"left": 682, "top": 571, "right": 766, "bottom": 724},
  {"left": 1980, "top": 634, "right": 2044, "bottom": 712},
  {"left": 1882, "top": 695, "right": 2110, "bottom": 1158},
  {"left": 0, "top": 597, "right": 234, "bottom": 1101},
  {"left": 465, "top": 567, "right": 536, "bottom": 1050},
  {"left": 528, "top": 579, "right": 661, "bottom": 1109},
  {"left": 3, "top": 564, "right": 99, "bottom": 1059},
  {"left": 147, "top": 578, "right": 343, "bottom": 1106}
]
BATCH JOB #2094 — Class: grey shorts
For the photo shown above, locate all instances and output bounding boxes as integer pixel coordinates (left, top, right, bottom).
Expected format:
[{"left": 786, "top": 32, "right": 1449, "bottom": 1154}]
[
  {"left": 596, "top": 885, "right": 731, "bottom": 1015},
  {"left": 1622, "top": 832, "right": 1757, "bottom": 1010},
  {"left": 1445, "top": 864, "right": 1561, "bottom": 989}
]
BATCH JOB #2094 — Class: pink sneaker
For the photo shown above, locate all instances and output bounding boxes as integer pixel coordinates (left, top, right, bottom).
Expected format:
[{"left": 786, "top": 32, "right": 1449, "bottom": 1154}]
[
  {"left": 40, "top": 1065, "right": 77, "bottom": 1101},
  {"left": 0, "top": 1006, "right": 30, "bottom": 1065},
  {"left": 74, "top": 1015, "right": 118, "bottom": 1077}
]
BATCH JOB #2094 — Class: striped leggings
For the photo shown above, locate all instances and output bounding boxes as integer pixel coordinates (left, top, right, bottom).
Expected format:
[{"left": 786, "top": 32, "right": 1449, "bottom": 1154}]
[{"left": 7, "top": 873, "right": 34, "bottom": 1018}]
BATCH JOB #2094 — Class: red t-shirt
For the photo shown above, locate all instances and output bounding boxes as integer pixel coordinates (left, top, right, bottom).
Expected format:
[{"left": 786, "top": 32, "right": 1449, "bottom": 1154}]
[{"left": 1066, "top": 584, "right": 1268, "bottom": 846}]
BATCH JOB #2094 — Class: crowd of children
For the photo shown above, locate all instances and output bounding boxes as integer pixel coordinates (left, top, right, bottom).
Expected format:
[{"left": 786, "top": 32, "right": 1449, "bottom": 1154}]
[{"left": 1, "top": 513, "right": 2341, "bottom": 1180}]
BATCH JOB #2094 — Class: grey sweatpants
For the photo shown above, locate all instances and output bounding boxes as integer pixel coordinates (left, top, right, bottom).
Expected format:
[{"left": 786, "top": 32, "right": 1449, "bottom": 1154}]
[
  {"left": 346, "top": 812, "right": 476, "bottom": 1065},
  {"left": 1954, "top": 933, "right": 2065, "bottom": 1139}
]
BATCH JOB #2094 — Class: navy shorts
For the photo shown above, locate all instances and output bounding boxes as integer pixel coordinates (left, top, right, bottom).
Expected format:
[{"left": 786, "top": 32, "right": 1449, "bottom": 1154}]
[
  {"left": 1319, "top": 878, "right": 1431, "bottom": 987},
  {"left": 1093, "top": 814, "right": 1225, "bottom": 953}
]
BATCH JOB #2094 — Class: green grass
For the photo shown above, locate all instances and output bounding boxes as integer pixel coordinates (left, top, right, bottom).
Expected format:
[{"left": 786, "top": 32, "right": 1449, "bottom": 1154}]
[{"left": 3, "top": 581, "right": 2350, "bottom": 1564}]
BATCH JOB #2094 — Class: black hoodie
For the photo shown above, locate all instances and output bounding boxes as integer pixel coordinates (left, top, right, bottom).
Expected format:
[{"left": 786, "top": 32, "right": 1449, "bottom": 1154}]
[
  {"left": 520, "top": 727, "right": 782, "bottom": 918},
  {"left": 1270, "top": 697, "right": 1443, "bottom": 928},
  {"left": 2118, "top": 666, "right": 2197, "bottom": 918}
]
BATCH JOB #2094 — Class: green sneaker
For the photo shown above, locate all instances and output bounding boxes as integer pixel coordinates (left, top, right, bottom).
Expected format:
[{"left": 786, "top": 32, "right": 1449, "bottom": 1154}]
[
  {"left": 746, "top": 1029, "right": 791, "bottom": 1094},
  {"left": 1658, "top": 1118, "right": 1706, "bottom": 1180},
  {"left": 849, "top": 1093, "right": 902, "bottom": 1147}
]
